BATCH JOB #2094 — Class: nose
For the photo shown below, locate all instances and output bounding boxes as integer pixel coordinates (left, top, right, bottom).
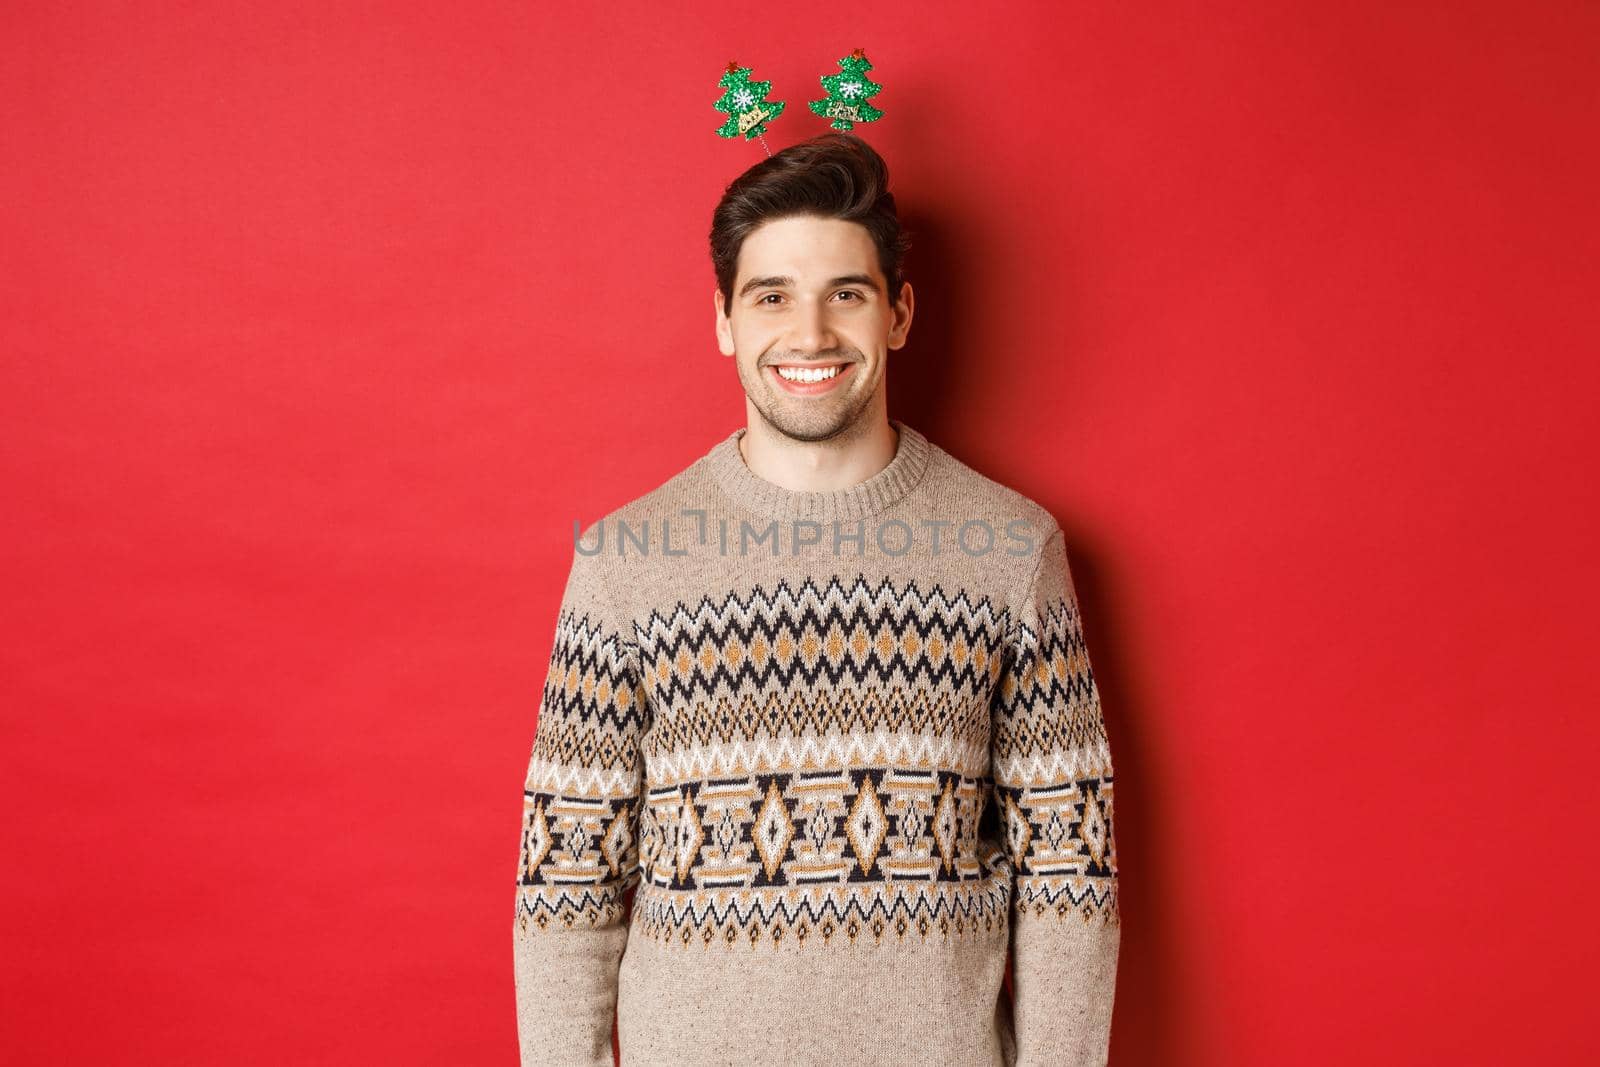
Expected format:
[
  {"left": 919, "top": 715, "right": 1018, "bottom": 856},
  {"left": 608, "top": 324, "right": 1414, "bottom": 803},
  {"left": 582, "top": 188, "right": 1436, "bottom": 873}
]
[{"left": 788, "top": 297, "right": 837, "bottom": 355}]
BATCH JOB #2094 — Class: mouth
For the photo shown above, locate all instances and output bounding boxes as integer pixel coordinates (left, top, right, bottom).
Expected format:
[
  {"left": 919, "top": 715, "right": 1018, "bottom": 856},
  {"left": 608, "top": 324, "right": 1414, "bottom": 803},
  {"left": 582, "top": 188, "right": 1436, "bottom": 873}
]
[{"left": 766, "top": 361, "right": 855, "bottom": 396}]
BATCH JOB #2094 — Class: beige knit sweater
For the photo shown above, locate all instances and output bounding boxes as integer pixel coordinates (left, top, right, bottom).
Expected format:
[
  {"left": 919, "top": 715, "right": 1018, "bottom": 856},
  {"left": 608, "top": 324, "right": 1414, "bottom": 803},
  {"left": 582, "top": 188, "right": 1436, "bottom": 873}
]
[{"left": 513, "top": 420, "right": 1120, "bottom": 1066}]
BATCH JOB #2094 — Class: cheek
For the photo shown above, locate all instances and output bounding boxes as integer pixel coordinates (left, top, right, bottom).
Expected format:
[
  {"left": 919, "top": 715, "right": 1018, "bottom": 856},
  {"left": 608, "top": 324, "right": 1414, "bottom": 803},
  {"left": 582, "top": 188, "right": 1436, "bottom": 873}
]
[
  {"left": 731, "top": 336, "right": 765, "bottom": 376},
  {"left": 732, "top": 322, "right": 775, "bottom": 358}
]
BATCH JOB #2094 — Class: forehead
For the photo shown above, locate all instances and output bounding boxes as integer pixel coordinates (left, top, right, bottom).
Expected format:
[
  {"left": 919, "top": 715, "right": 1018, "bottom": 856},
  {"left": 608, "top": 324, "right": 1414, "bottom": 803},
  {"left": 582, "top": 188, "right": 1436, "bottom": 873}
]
[{"left": 735, "top": 215, "right": 882, "bottom": 282}]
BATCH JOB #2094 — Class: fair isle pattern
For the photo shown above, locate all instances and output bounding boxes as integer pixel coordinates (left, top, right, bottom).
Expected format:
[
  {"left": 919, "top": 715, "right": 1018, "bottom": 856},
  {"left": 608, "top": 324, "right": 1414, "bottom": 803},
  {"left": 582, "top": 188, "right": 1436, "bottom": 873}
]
[
  {"left": 516, "top": 574, "right": 1120, "bottom": 951},
  {"left": 636, "top": 575, "right": 1007, "bottom": 757},
  {"left": 631, "top": 766, "right": 1014, "bottom": 948},
  {"left": 633, "top": 869, "right": 1015, "bottom": 948},
  {"left": 994, "top": 595, "right": 1120, "bottom": 925},
  {"left": 515, "top": 606, "right": 645, "bottom": 935},
  {"left": 516, "top": 573, "right": 1118, "bottom": 947}
]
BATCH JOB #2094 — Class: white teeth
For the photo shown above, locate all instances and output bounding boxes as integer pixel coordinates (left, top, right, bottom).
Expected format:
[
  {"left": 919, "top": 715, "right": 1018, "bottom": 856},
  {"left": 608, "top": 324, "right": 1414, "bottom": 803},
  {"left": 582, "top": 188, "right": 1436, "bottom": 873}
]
[{"left": 775, "top": 365, "right": 843, "bottom": 383}]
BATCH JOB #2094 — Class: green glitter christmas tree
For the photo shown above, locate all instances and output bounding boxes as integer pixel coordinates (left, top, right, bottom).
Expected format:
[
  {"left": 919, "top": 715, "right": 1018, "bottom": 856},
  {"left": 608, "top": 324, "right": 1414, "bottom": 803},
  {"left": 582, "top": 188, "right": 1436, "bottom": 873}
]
[
  {"left": 713, "top": 61, "right": 786, "bottom": 143},
  {"left": 808, "top": 48, "right": 883, "bottom": 131}
]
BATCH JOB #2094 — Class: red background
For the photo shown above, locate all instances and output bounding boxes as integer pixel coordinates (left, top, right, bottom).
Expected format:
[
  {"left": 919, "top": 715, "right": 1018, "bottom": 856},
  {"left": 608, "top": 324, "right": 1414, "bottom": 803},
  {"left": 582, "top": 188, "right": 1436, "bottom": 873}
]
[{"left": 4, "top": 3, "right": 1597, "bottom": 1064}]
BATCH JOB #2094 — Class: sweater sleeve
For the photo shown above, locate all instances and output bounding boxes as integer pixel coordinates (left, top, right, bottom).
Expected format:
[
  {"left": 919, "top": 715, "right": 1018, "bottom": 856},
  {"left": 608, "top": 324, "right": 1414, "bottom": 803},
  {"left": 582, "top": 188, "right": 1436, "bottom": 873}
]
[
  {"left": 990, "top": 524, "right": 1121, "bottom": 1066},
  {"left": 513, "top": 541, "right": 647, "bottom": 1067}
]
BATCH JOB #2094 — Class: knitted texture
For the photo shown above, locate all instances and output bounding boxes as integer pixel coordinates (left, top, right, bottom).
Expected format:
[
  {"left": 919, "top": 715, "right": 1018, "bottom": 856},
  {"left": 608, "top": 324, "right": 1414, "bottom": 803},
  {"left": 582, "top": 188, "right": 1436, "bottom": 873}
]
[{"left": 513, "top": 421, "right": 1120, "bottom": 1066}]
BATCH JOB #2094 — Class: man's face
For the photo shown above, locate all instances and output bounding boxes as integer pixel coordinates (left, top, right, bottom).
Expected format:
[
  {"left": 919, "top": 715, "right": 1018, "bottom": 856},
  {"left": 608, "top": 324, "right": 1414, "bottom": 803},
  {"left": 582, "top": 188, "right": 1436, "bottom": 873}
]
[{"left": 714, "top": 214, "right": 913, "bottom": 443}]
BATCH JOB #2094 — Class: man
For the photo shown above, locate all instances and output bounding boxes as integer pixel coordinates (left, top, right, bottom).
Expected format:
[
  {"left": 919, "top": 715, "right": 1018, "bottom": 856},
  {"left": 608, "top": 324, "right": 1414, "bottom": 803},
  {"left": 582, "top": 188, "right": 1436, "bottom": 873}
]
[{"left": 513, "top": 132, "right": 1121, "bottom": 1066}]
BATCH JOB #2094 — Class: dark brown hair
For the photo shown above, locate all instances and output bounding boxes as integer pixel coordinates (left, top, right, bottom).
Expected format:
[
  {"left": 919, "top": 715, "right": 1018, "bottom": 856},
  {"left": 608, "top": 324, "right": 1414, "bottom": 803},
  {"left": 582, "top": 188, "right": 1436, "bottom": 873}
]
[{"left": 709, "top": 132, "right": 910, "bottom": 310}]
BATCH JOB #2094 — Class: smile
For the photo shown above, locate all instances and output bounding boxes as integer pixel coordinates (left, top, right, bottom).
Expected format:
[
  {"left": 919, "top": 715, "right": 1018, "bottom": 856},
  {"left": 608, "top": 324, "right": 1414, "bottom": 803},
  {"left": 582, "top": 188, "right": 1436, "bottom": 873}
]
[
  {"left": 776, "top": 365, "right": 842, "bottom": 382},
  {"left": 767, "top": 362, "right": 855, "bottom": 395}
]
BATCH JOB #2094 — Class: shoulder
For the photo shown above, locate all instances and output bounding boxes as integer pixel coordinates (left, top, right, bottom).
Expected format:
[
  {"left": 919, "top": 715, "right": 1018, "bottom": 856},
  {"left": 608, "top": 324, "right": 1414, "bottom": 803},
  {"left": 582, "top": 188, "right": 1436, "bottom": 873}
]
[
  {"left": 564, "top": 429, "right": 722, "bottom": 543},
  {"left": 912, "top": 436, "right": 1077, "bottom": 631},
  {"left": 575, "top": 452, "right": 713, "bottom": 545},
  {"left": 562, "top": 443, "right": 720, "bottom": 622},
  {"left": 919, "top": 436, "right": 1063, "bottom": 549}
]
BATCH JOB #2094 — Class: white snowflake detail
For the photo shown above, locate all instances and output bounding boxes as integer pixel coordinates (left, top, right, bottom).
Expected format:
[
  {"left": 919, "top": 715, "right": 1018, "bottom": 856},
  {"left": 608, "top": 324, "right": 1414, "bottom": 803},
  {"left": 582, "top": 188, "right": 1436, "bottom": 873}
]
[
  {"left": 839, "top": 80, "right": 862, "bottom": 99},
  {"left": 733, "top": 88, "right": 754, "bottom": 109}
]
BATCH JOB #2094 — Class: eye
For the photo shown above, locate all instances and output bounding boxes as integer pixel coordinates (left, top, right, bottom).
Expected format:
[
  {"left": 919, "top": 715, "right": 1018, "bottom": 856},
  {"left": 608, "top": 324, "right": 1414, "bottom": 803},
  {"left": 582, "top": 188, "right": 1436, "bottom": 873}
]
[
  {"left": 758, "top": 293, "right": 784, "bottom": 306},
  {"left": 833, "top": 290, "right": 864, "bottom": 302}
]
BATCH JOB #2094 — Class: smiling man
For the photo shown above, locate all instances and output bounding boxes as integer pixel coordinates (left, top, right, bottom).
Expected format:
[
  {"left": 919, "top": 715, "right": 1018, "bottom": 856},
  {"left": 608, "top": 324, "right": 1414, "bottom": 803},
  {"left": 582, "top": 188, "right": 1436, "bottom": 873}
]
[
  {"left": 514, "top": 133, "right": 1121, "bottom": 1066},
  {"left": 717, "top": 209, "right": 911, "bottom": 460}
]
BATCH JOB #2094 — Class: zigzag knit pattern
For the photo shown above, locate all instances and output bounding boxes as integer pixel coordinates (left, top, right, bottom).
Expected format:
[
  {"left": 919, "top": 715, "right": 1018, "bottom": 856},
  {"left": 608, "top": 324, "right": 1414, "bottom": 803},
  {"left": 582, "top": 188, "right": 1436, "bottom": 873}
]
[{"left": 515, "top": 574, "right": 1117, "bottom": 948}]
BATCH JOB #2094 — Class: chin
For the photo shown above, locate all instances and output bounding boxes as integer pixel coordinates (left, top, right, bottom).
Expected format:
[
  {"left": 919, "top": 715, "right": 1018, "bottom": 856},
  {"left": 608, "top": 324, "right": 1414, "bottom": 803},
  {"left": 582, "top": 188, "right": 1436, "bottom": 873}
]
[{"left": 763, "top": 404, "right": 872, "bottom": 443}]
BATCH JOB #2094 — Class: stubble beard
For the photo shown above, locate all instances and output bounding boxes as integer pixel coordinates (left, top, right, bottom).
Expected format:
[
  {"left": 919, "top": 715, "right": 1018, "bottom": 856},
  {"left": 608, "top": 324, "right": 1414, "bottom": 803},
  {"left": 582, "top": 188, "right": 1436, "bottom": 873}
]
[{"left": 743, "top": 350, "right": 875, "bottom": 444}]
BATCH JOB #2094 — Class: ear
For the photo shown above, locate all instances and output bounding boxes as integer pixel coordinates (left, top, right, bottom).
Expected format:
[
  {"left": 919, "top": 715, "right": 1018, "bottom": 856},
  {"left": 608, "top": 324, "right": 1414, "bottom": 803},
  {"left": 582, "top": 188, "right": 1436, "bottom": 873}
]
[
  {"left": 887, "top": 280, "right": 915, "bottom": 350},
  {"left": 714, "top": 288, "right": 736, "bottom": 356}
]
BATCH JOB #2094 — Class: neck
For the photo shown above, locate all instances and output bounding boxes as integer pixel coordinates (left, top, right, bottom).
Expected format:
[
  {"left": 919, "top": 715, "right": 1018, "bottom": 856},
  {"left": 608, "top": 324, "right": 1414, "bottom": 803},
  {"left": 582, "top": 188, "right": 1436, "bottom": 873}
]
[
  {"left": 737, "top": 417, "right": 899, "bottom": 495},
  {"left": 707, "top": 418, "right": 932, "bottom": 521}
]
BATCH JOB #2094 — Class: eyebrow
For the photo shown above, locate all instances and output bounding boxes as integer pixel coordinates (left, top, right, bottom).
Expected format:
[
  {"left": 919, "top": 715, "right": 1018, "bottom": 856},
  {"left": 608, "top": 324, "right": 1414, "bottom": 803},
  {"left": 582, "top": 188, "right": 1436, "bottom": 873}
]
[{"left": 737, "top": 273, "right": 880, "bottom": 297}]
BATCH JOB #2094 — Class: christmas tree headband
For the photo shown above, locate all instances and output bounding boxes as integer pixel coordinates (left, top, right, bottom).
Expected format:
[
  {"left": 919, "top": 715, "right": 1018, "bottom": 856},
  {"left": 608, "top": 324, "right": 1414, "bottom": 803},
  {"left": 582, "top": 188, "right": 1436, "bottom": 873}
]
[{"left": 714, "top": 48, "right": 884, "bottom": 157}]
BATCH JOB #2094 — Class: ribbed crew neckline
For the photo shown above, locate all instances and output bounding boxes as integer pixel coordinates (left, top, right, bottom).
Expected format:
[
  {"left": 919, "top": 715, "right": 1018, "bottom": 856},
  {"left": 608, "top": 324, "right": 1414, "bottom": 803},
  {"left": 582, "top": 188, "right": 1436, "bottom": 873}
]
[{"left": 705, "top": 419, "right": 934, "bottom": 521}]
